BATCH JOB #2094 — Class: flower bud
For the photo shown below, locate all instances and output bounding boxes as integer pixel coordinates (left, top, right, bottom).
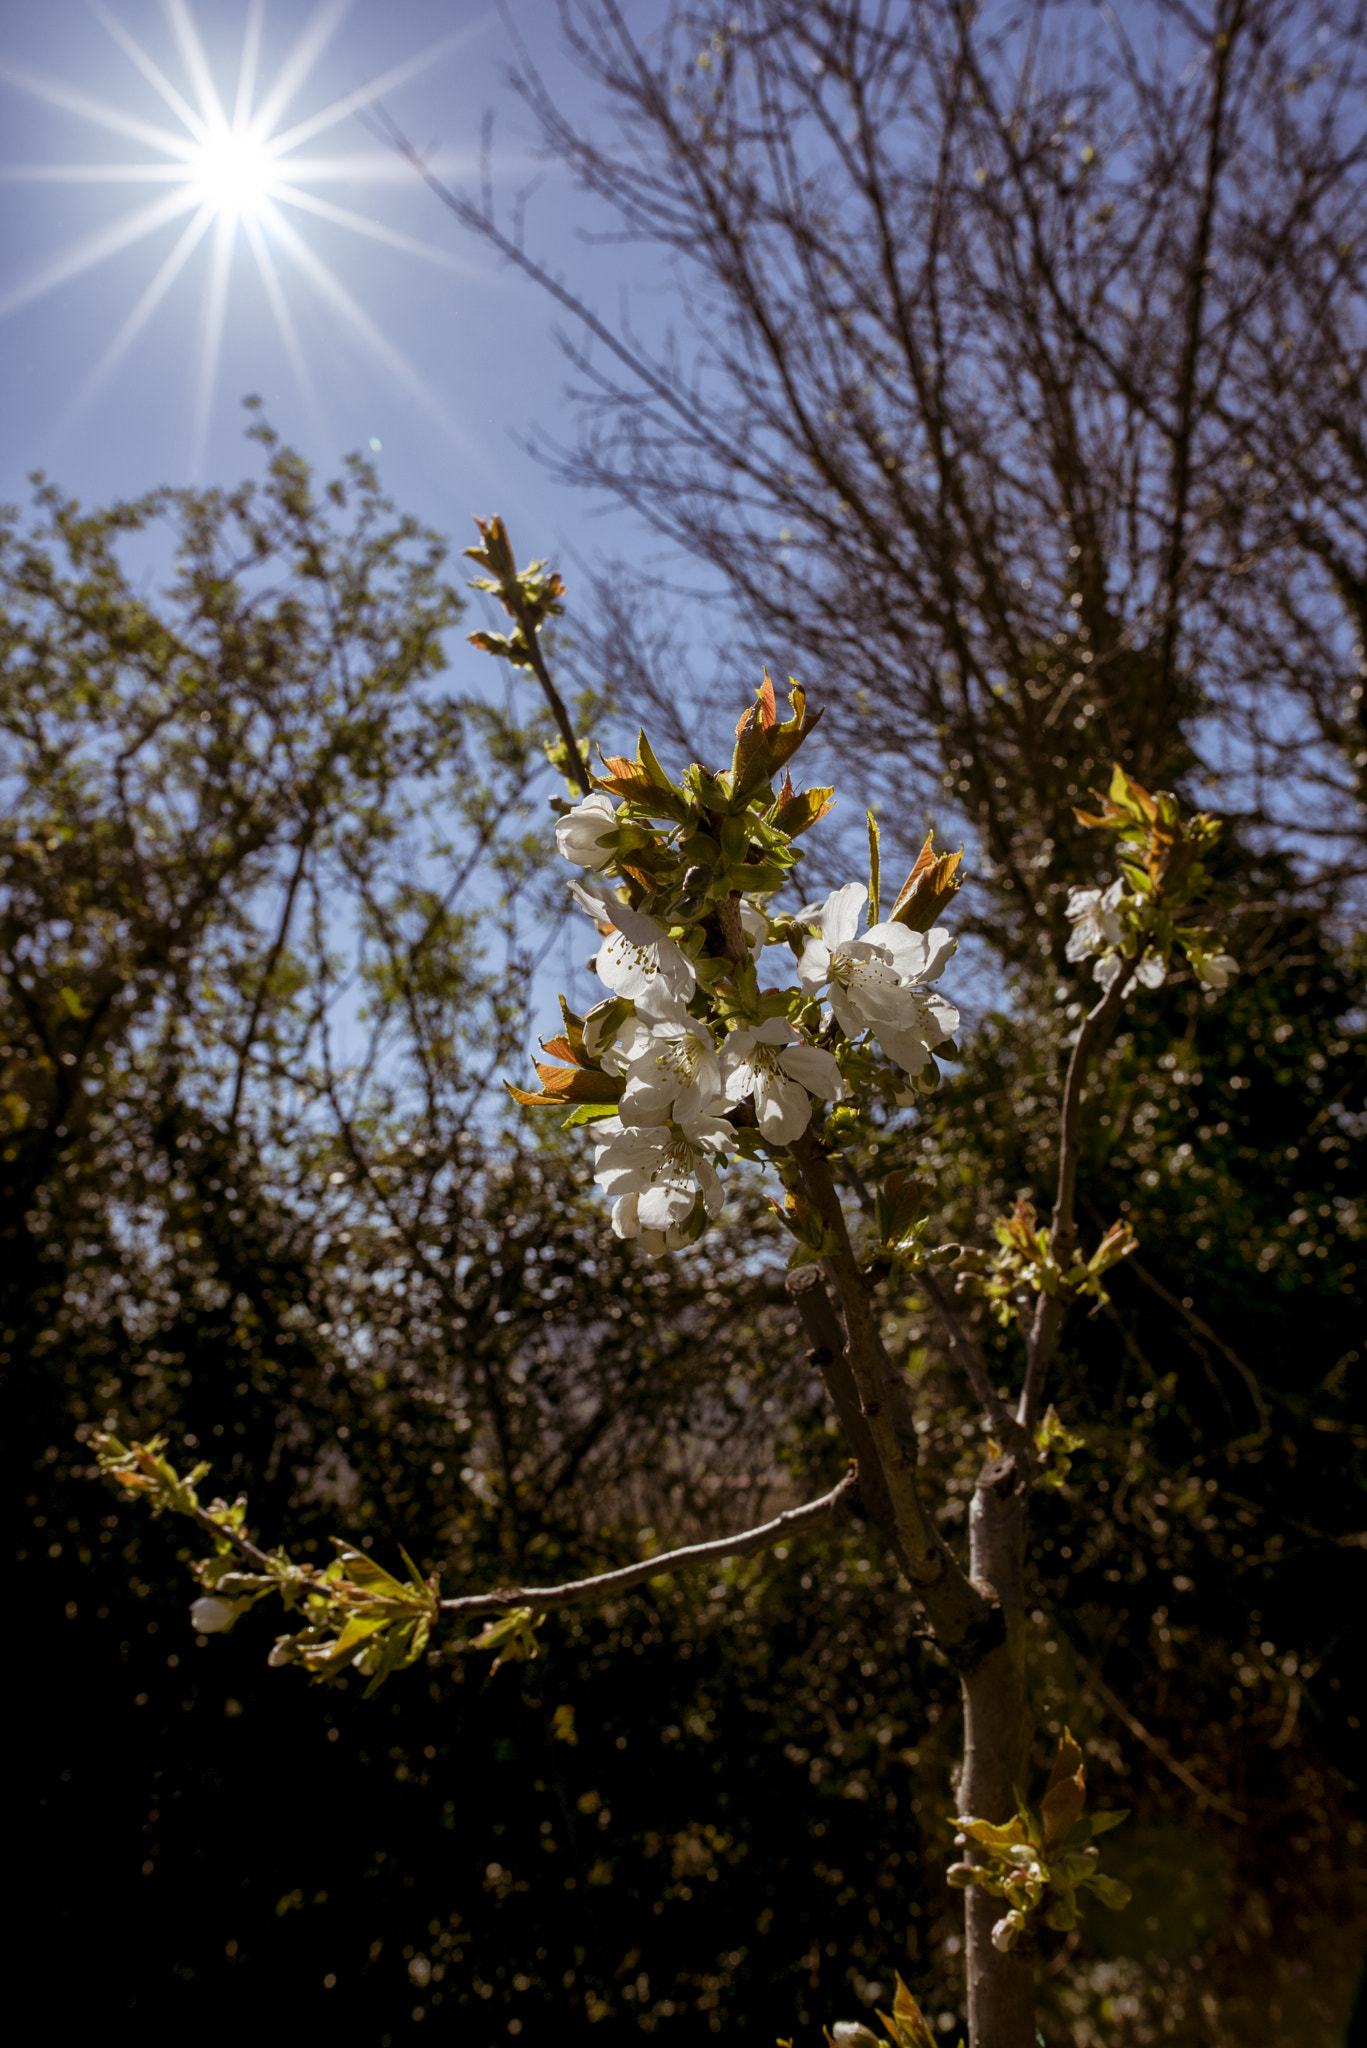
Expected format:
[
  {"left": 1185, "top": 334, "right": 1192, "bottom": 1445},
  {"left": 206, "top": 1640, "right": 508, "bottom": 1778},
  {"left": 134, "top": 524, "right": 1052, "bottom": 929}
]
[
  {"left": 555, "top": 793, "right": 618, "bottom": 870},
  {"left": 190, "top": 1594, "right": 235, "bottom": 1634},
  {"left": 991, "top": 1909, "right": 1026, "bottom": 1953}
]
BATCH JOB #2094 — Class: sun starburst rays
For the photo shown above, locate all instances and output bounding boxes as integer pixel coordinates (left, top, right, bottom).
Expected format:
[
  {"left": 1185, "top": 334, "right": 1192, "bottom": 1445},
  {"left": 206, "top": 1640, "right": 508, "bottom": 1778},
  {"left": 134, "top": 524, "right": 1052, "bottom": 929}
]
[{"left": 1, "top": 2, "right": 487, "bottom": 470}]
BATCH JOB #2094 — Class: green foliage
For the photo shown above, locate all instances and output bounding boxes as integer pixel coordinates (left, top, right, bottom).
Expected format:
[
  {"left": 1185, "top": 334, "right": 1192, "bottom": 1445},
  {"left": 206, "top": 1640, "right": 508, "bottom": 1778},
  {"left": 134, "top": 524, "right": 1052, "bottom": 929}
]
[
  {"left": 947, "top": 1731, "right": 1131, "bottom": 1949},
  {"left": 966, "top": 1197, "right": 1136, "bottom": 1329}
]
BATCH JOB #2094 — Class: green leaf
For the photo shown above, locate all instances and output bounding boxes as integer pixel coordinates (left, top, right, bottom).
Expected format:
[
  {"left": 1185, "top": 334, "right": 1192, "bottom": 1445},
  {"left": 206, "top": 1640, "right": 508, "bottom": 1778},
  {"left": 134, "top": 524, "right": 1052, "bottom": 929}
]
[
  {"left": 561, "top": 1100, "right": 622, "bottom": 1128},
  {"left": 637, "top": 729, "right": 674, "bottom": 790},
  {"left": 1087, "top": 1808, "right": 1130, "bottom": 1838},
  {"left": 867, "top": 809, "right": 881, "bottom": 924},
  {"left": 362, "top": 1619, "right": 418, "bottom": 1699}
]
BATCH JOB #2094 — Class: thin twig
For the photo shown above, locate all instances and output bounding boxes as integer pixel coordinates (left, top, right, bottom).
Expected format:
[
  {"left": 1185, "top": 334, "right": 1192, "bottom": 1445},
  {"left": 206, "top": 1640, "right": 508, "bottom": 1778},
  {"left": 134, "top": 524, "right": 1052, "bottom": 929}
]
[
  {"left": 506, "top": 592, "right": 592, "bottom": 797},
  {"left": 1084, "top": 1666, "right": 1247, "bottom": 1824},
  {"left": 438, "top": 1467, "right": 859, "bottom": 1619},
  {"left": 918, "top": 1267, "right": 1028, "bottom": 1457},
  {"left": 185, "top": 1500, "right": 277, "bottom": 1576},
  {"left": 1124, "top": 1251, "right": 1271, "bottom": 1442},
  {"left": 1018, "top": 962, "right": 1135, "bottom": 1429}
]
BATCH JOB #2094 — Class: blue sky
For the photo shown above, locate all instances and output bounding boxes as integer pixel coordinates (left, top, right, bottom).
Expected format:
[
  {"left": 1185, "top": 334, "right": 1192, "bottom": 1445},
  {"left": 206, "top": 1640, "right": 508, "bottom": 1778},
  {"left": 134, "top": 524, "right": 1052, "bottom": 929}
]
[
  {"left": 0, "top": 0, "right": 715, "bottom": 1047},
  {"left": 0, "top": 0, "right": 658, "bottom": 580}
]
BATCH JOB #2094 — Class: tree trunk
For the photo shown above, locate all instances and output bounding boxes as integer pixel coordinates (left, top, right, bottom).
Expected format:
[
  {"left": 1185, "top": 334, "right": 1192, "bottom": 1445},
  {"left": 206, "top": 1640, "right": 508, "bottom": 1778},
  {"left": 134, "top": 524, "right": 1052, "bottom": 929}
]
[{"left": 958, "top": 1454, "right": 1035, "bottom": 2048}]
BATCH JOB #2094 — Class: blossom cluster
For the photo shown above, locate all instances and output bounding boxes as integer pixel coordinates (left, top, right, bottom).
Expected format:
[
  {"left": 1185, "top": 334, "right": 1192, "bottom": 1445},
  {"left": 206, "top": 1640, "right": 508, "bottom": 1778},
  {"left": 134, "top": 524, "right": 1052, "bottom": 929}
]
[
  {"left": 508, "top": 681, "right": 965, "bottom": 1255},
  {"left": 509, "top": 700, "right": 1246, "bottom": 1265},
  {"left": 560, "top": 858, "right": 958, "bottom": 1256},
  {"left": 1063, "top": 765, "right": 1238, "bottom": 994}
]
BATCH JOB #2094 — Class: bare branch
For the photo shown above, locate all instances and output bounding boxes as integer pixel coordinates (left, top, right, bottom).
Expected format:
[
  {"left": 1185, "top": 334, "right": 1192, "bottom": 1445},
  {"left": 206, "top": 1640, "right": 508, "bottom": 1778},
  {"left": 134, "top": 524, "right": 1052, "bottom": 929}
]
[
  {"left": 507, "top": 594, "right": 592, "bottom": 797},
  {"left": 1084, "top": 1665, "right": 1248, "bottom": 1825},
  {"left": 1019, "top": 961, "right": 1135, "bottom": 1431},
  {"left": 438, "top": 1466, "right": 860, "bottom": 1620}
]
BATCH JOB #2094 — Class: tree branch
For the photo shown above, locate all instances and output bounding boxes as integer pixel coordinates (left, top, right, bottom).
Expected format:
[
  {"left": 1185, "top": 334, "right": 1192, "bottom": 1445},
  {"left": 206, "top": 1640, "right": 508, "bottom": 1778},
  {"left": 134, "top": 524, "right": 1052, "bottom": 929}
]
[
  {"left": 184, "top": 1500, "right": 277, "bottom": 1576},
  {"left": 918, "top": 1266, "right": 1029, "bottom": 1459},
  {"left": 506, "top": 592, "right": 592, "bottom": 797},
  {"left": 1019, "top": 961, "right": 1135, "bottom": 1431},
  {"left": 787, "top": 1131, "right": 999, "bottom": 1665},
  {"left": 1084, "top": 1665, "right": 1247, "bottom": 1825},
  {"left": 786, "top": 1266, "right": 908, "bottom": 1568},
  {"left": 437, "top": 1466, "right": 860, "bottom": 1620}
]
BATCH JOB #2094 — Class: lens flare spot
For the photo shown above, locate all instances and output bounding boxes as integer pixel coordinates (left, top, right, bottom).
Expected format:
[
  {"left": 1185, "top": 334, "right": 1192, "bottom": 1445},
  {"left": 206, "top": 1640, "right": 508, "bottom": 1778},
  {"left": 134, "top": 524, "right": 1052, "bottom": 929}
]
[{"left": 191, "top": 129, "right": 275, "bottom": 215}]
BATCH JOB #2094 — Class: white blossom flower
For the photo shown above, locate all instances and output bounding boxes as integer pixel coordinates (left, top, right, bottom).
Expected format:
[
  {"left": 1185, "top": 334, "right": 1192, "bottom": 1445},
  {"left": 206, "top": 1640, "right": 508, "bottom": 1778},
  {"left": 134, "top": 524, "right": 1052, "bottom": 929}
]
[
  {"left": 617, "top": 1010, "right": 722, "bottom": 1125},
  {"left": 555, "top": 791, "right": 619, "bottom": 869},
  {"left": 797, "top": 883, "right": 958, "bottom": 1078},
  {"left": 591, "top": 1113, "right": 736, "bottom": 1246},
  {"left": 607, "top": 1194, "right": 690, "bottom": 1258},
  {"left": 570, "top": 879, "right": 695, "bottom": 1010},
  {"left": 798, "top": 882, "right": 947, "bottom": 1026},
  {"left": 190, "top": 1595, "right": 235, "bottom": 1634},
  {"left": 1094, "top": 947, "right": 1166, "bottom": 994},
  {"left": 876, "top": 990, "right": 961, "bottom": 1079},
  {"left": 720, "top": 1018, "right": 845, "bottom": 1142},
  {"left": 1065, "top": 879, "right": 1126, "bottom": 964},
  {"left": 1197, "top": 951, "right": 1238, "bottom": 990}
]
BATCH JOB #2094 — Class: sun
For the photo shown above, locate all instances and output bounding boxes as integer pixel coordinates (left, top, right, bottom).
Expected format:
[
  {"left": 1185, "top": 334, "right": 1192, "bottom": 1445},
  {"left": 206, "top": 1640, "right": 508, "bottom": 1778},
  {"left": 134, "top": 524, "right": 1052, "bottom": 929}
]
[
  {"left": 0, "top": 1, "right": 485, "bottom": 470},
  {"left": 190, "top": 127, "right": 277, "bottom": 218}
]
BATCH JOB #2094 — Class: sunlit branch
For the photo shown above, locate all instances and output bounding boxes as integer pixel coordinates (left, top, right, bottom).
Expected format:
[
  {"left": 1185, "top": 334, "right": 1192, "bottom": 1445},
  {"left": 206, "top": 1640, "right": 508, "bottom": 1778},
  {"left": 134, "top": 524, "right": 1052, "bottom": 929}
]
[{"left": 437, "top": 1468, "right": 861, "bottom": 1621}]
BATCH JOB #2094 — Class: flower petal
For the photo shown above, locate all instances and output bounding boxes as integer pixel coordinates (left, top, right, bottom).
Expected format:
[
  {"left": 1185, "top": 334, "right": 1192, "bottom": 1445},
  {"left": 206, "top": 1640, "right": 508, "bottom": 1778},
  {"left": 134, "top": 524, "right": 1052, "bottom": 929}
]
[
  {"left": 821, "top": 881, "right": 867, "bottom": 950},
  {"left": 797, "top": 937, "right": 832, "bottom": 994},
  {"left": 754, "top": 1067, "right": 812, "bottom": 1142},
  {"left": 779, "top": 1041, "right": 844, "bottom": 1099}
]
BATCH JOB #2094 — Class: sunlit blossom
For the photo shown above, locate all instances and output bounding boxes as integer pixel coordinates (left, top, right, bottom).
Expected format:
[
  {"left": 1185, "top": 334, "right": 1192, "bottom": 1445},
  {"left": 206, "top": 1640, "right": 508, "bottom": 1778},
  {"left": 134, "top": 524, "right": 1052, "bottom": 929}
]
[
  {"left": 570, "top": 879, "right": 695, "bottom": 1009},
  {"left": 1197, "top": 951, "right": 1238, "bottom": 990},
  {"left": 1064, "top": 879, "right": 1126, "bottom": 964},
  {"left": 797, "top": 882, "right": 958, "bottom": 1077},
  {"left": 720, "top": 1018, "right": 844, "bottom": 1142},
  {"left": 591, "top": 1113, "right": 736, "bottom": 1247},
  {"left": 616, "top": 1010, "right": 722, "bottom": 1125},
  {"left": 555, "top": 791, "right": 619, "bottom": 869}
]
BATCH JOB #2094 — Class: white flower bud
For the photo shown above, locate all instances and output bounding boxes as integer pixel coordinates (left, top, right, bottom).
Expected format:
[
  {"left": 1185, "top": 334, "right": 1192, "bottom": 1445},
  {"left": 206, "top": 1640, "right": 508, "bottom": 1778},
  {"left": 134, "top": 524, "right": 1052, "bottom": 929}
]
[
  {"left": 992, "top": 1909, "right": 1026, "bottom": 1952},
  {"left": 555, "top": 793, "right": 618, "bottom": 869},
  {"left": 190, "top": 1594, "right": 235, "bottom": 1634},
  {"left": 1198, "top": 952, "right": 1238, "bottom": 990}
]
